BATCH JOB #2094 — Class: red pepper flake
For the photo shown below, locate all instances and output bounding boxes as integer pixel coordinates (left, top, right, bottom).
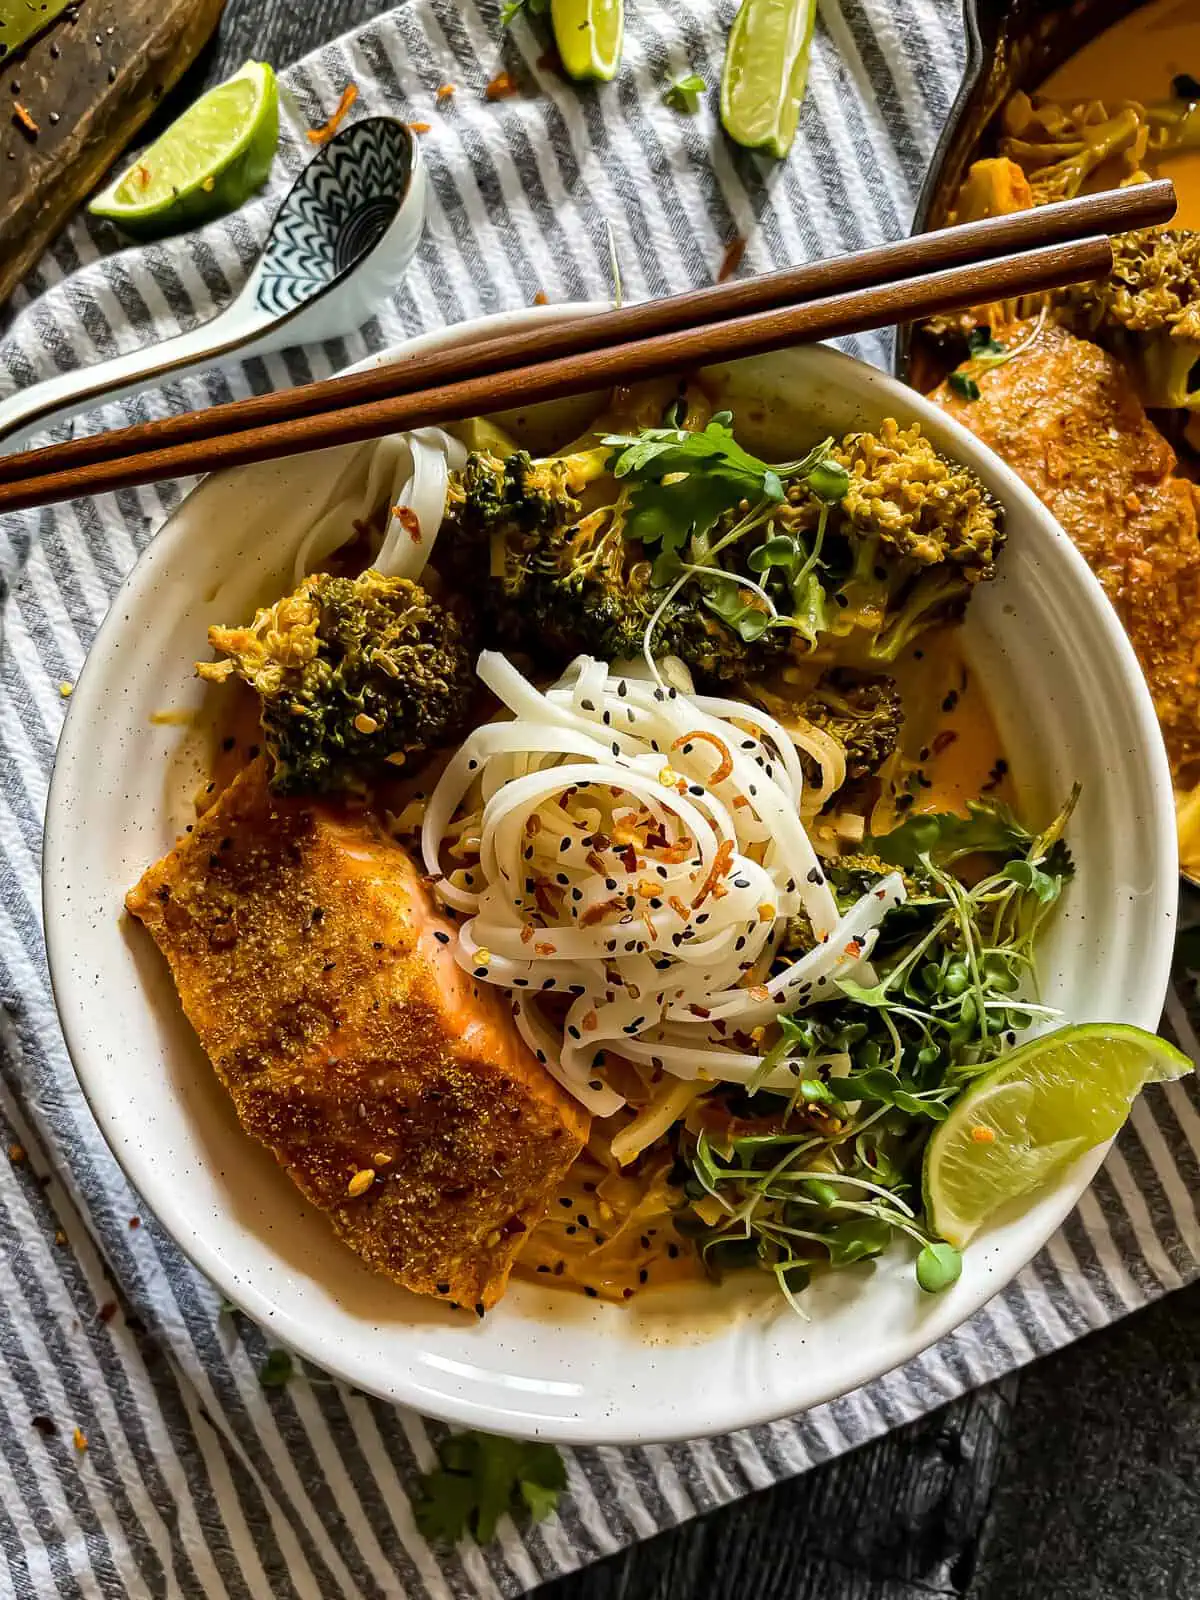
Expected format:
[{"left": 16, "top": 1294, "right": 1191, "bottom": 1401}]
[
  {"left": 931, "top": 729, "right": 958, "bottom": 756},
  {"left": 733, "top": 795, "right": 750, "bottom": 809},
  {"left": 391, "top": 504, "right": 422, "bottom": 543},
  {"left": 437, "top": 83, "right": 456, "bottom": 101},
  {"left": 693, "top": 839, "right": 734, "bottom": 909},
  {"left": 307, "top": 83, "right": 359, "bottom": 145},
  {"left": 13, "top": 102, "right": 39, "bottom": 139},
  {"left": 672, "top": 730, "right": 733, "bottom": 785},
  {"left": 535, "top": 881, "right": 563, "bottom": 918},
  {"left": 533, "top": 290, "right": 549, "bottom": 306},
  {"left": 642, "top": 913, "right": 658, "bottom": 944},
  {"left": 534, "top": 942, "right": 556, "bottom": 957},
  {"left": 843, "top": 938, "right": 864, "bottom": 956},
  {"left": 718, "top": 235, "right": 746, "bottom": 282},
  {"left": 669, "top": 895, "right": 690, "bottom": 922},
  {"left": 749, "top": 985, "right": 771, "bottom": 1002},
  {"left": 8, "top": 1143, "right": 25, "bottom": 1164},
  {"left": 486, "top": 70, "right": 519, "bottom": 101},
  {"left": 525, "top": 814, "right": 542, "bottom": 835},
  {"left": 661, "top": 840, "right": 694, "bottom": 864},
  {"left": 582, "top": 1010, "right": 599, "bottom": 1032},
  {"left": 97, "top": 1302, "right": 118, "bottom": 1326},
  {"left": 757, "top": 902, "right": 774, "bottom": 923},
  {"left": 619, "top": 844, "right": 638, "bottom": 874},
  {"left": 128, "top": 1216, "right": 141, "bottom": 1230},
  {"left": 407, "top": 121, "right": 431, "bottom": 134},
  {"left": 73, "top": 1427, "right": 88, "bottom": 1453},
  {"left": 585, "top": 850, "right": 607, "bottom": 875},
  {"left": 520, "top": 924, "right": 536, "bottom": 944},
  {"left": 581, "top": 896, "right": 624, "bottom": 926},
  {"left": 688, "top": 1002, "right": 711, "bottom": 1019}
]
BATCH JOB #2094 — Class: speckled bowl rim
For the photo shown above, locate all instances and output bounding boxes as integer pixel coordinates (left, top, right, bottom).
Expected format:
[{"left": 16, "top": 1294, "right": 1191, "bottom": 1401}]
[{"left": 43, "top": 305, "right": 1179, "bottom": 1444}]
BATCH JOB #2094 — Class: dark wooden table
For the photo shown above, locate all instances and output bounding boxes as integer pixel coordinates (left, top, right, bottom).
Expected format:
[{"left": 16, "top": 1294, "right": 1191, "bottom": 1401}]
[{"left": 192, "top": 6, "right": 1200, "bottom": 1595}]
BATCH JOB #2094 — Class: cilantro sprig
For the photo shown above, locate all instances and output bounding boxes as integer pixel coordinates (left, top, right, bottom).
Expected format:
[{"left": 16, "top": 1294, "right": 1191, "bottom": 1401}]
[
  {"left": 601, "top": 414, "right": 846, "bottom": 651},
  {"left": 414, "top": 1430, "right": 567, "bottom": 1545}
]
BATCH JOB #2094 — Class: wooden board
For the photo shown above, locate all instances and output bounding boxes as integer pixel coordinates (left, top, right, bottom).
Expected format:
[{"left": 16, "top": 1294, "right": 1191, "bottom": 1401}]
[{"left": 0, "top": 0, "right": 226, "bottom": 306}]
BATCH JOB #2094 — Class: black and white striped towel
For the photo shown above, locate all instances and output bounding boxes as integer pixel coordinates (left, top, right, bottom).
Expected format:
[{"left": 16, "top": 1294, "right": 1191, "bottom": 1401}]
[{"left": 2, "top": 2, "right": 1199, "bottom": 1594}]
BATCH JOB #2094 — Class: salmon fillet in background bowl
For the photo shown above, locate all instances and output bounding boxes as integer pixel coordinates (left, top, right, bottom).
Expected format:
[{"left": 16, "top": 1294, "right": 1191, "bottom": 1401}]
[{"left": 43, "top": 304, "right": 1177, "bottom": 1445}]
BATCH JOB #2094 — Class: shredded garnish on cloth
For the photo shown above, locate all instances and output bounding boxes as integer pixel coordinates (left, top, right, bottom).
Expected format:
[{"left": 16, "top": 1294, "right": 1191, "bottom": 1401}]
[{"left": 307, "top": 83, "right": 359, "bottom": 145}]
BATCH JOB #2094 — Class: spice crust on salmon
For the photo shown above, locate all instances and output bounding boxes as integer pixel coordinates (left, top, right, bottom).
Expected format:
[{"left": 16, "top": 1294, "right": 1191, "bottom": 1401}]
[{"left": 125, "top": 761, "right": 588, "bottom": 1310}]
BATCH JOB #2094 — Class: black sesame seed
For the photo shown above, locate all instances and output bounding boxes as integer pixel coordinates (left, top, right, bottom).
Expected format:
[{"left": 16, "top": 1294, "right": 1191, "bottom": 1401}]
[{"left": 434, "top": 930, "right": 450, "bottom": 945}]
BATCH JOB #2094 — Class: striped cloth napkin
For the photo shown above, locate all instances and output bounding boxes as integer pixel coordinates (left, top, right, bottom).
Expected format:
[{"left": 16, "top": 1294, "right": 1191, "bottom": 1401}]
[{"left": 2, "top": 1, "right": 1199, "bottom": 1593}]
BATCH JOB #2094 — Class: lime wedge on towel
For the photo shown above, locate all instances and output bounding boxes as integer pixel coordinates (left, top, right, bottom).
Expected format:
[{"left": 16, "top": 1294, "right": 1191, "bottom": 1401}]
[
  {"left": 90, "top": 60, "right": 279, "bottom": 239},
  {"left": 720, "top": 0, "right": 817, "bottom": 158},
  {"left": 923, "top": 1023, "right": 1192, "bottom": 1248},
  {"left": 551, "top": 0, "right": 623, "bottom": 82}
]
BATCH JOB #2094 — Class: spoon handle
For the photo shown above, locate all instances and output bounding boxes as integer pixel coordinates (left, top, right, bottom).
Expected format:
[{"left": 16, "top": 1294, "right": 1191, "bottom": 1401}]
[{"left": 0, "top": 311, "right": 282, "bottom": 455}]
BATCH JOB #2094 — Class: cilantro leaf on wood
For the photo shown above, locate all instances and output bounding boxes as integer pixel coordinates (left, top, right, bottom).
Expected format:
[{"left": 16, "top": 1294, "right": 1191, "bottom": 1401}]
[{"left": 413, "top": 1430, "right": 567, "bottom": 1545}]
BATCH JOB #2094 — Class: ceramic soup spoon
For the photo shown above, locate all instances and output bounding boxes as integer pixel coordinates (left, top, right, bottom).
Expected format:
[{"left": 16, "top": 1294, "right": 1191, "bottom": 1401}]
[{"left": 0, "top": 117, "right": 426, "bottom": 452}]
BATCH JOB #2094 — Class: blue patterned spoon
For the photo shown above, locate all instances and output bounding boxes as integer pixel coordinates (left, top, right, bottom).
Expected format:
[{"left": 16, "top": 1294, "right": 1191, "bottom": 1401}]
[{"left": 0, "top": 117, "right": 425, "bottom": 451}]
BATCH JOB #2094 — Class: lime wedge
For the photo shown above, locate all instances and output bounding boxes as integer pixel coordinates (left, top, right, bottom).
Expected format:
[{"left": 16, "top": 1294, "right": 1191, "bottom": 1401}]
[
  {"left": 90, "top": 61, "right": 279, "bottom": 240},
  {"left": 720, "top": 0, "right": 817, "bottom": 159},
  {"left": 551, "top": 0, "right": 623, "bottom": 82},
  {"left": 924, "top": 1024, "right": 1192, "bottom": 1248}
]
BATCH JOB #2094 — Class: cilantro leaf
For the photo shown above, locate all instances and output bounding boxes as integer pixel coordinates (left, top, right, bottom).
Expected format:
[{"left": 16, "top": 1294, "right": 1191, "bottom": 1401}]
[
  {"left": 413, "top": 1430, "right": 566, "bottom": 1546},
  {"left": 967, "top": 326, "right": 1005, "bottom": 359},
  {"left": 869, "top": 800, "right": 1034, "bottom": 869},
  {"left": 500, "top": 0, "right": 548, "bottom": 23},
  {"left": 258, "top": 1349, "right": 295, "bottom": 1388},
  {"left": 663, "top": 72, "right": 706, "bottom": 113},
  {"left": 948, "top": 371, "right": 982, "bottom": 402},
  {"left": 602, "top": 415, "right": 787, "bottom": 548}
]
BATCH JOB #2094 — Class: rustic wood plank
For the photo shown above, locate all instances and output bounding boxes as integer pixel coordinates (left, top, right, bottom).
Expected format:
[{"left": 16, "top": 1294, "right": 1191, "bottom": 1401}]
[{"left": 0, "top": 0, "right": 226, "bottom": 304}]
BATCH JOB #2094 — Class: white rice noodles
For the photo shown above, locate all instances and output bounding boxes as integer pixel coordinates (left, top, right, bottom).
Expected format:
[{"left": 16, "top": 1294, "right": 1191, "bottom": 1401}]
[
  {"left": 422, "top": 652, "right": 906, "bottom": 1119},
  {"left": 291, "top": 427, "right": 465, "bottom": 587}
]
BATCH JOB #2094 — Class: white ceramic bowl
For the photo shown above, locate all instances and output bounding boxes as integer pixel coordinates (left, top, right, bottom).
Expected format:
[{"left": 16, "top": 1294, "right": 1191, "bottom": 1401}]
[{"left": 44, "top": 306, "right": 1179, "bottom": 1444}]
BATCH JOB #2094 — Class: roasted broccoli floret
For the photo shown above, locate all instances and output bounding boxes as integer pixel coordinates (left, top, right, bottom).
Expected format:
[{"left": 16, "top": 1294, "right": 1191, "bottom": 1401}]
[
  {"left": 439, "top": 448, "right": 786, "bottom": 684},
  {"left": 800, "top": 670, "right": 904, "bottom": 782},
  {"left": 1055, "top": 228, "right": 1200, "bottom": 412},
  {"left": 784, "top": 421, "right": 1004, "bottom": 664},
  {"left": 442, "top": 447, "right": 609, "bottom": 539},
  {"left": 198, "top": 569, "right": 474, "bottom": 795}
]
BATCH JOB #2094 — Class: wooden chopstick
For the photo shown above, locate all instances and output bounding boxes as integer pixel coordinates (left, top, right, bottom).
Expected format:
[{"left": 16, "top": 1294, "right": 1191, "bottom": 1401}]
[
  {"left": 0, "top": 235, "right": 1117, "bottom": 515},
  {"left": 0, "top": 180, "right": 1174, "bottom": 493}
]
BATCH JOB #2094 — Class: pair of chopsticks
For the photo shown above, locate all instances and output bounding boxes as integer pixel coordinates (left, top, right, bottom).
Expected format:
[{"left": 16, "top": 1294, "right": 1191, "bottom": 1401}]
[{"left": 0, "top": 181, "right": 1176, "bottom": 514}]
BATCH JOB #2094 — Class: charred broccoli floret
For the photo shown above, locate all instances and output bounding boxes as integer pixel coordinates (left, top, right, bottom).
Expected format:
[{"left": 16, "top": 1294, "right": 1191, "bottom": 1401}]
[
  {"left": 1055, "top": 228, "right": 1200, "bottom": 412},
  {"left": 785, "top": 421, "right": 1004, "bottom": 663},
  {"left": 800, "top": 670, "right": 904, "bottom": 782},
  {"left": 198, "top": 570, "right": 473, "bottom": 795},
  {"left": 442, "top": 447, "right": 609, "bottom": 539},
  {"left": 439, "top": 447, "right": 786, "bottom": 684}
]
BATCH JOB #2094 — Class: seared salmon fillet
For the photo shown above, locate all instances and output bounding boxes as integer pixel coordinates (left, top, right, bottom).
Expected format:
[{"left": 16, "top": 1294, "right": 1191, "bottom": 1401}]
[
  {"left": 934, "top": 321, "right": 1200, "bottom": 775},
  {"left": 125, "top": 761, "right": 588, "bottom": 1310}
]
